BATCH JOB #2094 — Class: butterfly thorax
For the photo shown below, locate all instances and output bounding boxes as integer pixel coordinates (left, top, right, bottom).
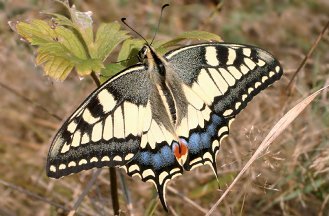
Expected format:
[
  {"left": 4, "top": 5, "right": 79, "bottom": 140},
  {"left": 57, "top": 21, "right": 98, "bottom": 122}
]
[{"left": 142, "top": 44, "right": 190, "bottom": 165}]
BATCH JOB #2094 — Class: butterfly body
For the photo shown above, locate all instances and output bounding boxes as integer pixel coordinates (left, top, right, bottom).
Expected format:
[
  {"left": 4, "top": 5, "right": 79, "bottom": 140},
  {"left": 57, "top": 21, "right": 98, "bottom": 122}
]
[{"left": 47, "top": 42, "right": 283, "bottom": 210}]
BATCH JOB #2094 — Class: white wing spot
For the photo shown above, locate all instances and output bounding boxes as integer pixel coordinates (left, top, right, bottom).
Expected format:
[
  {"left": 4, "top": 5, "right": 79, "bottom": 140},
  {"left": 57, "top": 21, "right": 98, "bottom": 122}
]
[
  {"left": 248, "top": 87, "right": 254, "bottom": 94},
  {"left": 242, "top": 94, "right": 248, "bottom": 101},
  {"left": 128, "top": 164, "right": 140, "bottom": 172},
  {"left": 67, "top": 121, "right": 77, "bottom": 133},
  {"left": 212, "top": 140, "right": 219, "bottom": 151},
  {"left": 59, "top": 164, "right": 66, "bottom": 170},
  {"left": 159, "top": 171, "right": 169, "bottom": 185},
  {"left": 82, "top": 109, "right": 99, "bottom": 124},
  {"left": 124, "top": 102, "right": 139, "bottom": 136},
  {"left": 205, "top": 46, "right": 219, "bottom": 66},
  {"left": 262, "top": 76, "right": 269, "bottom": 83},
  {"left": 68, "top": 161, "right": 76, "bottom": 167},
  {"left": 81, "top": 133, "right": 90, "bottom": 144},
  {"left": 92, "top": 121, "right": 103, "bottom": 142},
  {"left": 203, "top": 152, "right": 213, "bottom": 161},
  {"left": 149, "top": 121, "right": 164, "bottom": 146},
  {"left": 275, "top": 66, "right": 280, "bottom": 72},
  {"left": 113, "top": 155, "right": 122, "bottom": 162},
  {"left": 187, "top": 105, "right": 199, "bottom": 130},
  {"left": 190, "top": 157, "right": 202, "bottom": 165},
  {"left": 125, "top": 153, "right": 134, "bottom": 161},
  {"left": 255, "top": 82, "right": 262, "bottom": 88},
  {"left": 101, "top": 156, "right": 110, "bottom": 161},
  {"left": 61, "top": 142, "right": 70, "bottom": 154},
  {"left": 182, "top": 85, "right": 204, "bottom": 110},
  {"left": 240, "top": 64, "right": 249, "bottom": 75},
  {"left": 113, "top": 108, "right": 124, "bottom": 139},
  {"left": 208, "top": 68, "right": 228, "bottom": 94},
  {"left": 201, "top": 106, "right": 211, "bottom": 122},
  {"left": 170, "top": 168, "right": 181, "bottom": 174},
  {"left": 228, "top": 66, "right": 242, "bottom": 79},
  {"left": 142, "top": 169, "right": 155, "bottom": 178},
  {"left": 142, "top": 102, "right": 152, "bottom": 132},
  {"left": 257, "top": 59, "right": 266, "bottom": 67},
  {"left": 197, "top": 69, "right": 222, "bottom": 99},
  {"left": 50, "top": 165, "right": 56, "bottom": 172},
  {"left": 90, "top": 157, "right": 98, "bottom": 163},
  {"left": 243, "top": 48, "right": 251, "bottom": 56},
  {"left": 103, "top": 115, "right": 113, "bottom": 141},
  {"left": 176, "top": 117, "right": 189, "bottom": 137},
  {"left": 218, "top": 126, "right": 228, "bottom": 137},
  {"left": 218, "top": 68, "right": 236, "bottom": 86},
  {"left": 79, "top": 159, "right": 87, "bottom": 165},
  {"left": 269, "top": 71, "right": 276, "bottom": 77},
  {"left": 223, "top": 109, "right": 233, "bottom": 116},
  {"left": 235, "top": 102, "right": 241, "bottom": 110},
  {"left": 71, "top": 130, "right": 81, "bottom": 147},
  {"left": 244, "top": 58, "right": 256, "bottom": 70},
  {"left": 98, "top": 89, "right": 116, "bottom": 113},
  {"left": 227, "top": 48, "right": 237, "bottom": 65}
]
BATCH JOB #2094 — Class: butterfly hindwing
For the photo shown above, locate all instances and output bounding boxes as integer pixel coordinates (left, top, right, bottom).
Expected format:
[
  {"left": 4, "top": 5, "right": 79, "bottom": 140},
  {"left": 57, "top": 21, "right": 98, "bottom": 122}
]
[{"left": 47, "top": 65, "right": 152, "bottom": 178}]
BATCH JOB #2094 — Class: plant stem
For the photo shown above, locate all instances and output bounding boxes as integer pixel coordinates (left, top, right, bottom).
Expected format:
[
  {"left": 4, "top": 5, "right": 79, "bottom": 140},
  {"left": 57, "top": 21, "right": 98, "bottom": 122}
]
[{"left": 90, "top": 71, "right": 120, "bottom": 215}]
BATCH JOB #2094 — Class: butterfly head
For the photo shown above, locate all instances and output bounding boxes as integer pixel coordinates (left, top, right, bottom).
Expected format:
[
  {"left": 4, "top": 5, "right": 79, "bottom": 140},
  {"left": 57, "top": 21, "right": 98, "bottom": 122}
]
[{"left": 138, "top": 44, "right": 150, "bottom": 62}]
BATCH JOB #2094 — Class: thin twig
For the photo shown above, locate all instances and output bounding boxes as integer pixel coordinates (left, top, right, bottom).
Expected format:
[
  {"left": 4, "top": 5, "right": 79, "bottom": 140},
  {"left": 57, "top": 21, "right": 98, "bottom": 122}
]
[
  {"left": 110, "top": 168, "right": 120, "bottom": 215},
  {"left": 287, "top": 20, "right": 329, "bottom": 95}
]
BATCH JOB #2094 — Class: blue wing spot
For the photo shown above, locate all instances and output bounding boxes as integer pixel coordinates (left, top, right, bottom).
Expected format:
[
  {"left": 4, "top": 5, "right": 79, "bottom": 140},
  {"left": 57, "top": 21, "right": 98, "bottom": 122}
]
[
  {"left": 187, "top": 114, "right": 225, "bottom": 154},
  {"left": 188, "top": 133, "right": 201, "bottom": 154},
  {"left": 136, "top": 145, "right": 177, "bottom": 170},
  {"left": 139, "top": 151, "right": 153, "bottom": 165}
]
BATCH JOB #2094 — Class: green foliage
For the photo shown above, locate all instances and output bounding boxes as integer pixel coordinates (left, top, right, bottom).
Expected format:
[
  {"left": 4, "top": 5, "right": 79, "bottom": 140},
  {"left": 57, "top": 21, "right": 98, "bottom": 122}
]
[{"left": 13, "top": 0, "right": 222, "bottom": 83}]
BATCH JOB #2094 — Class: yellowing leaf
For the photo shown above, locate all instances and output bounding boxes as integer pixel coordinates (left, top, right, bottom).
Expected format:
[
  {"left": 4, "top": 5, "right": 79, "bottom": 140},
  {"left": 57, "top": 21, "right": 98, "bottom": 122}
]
[
  {"left": 75, "top": 59, "right": 104, "bottom": 76},
  {"left": 16, "top": 20, "right": 57, "bottom": 45},
  {"left": 92, "top": 22, "right": 130, "bottom": 60}
]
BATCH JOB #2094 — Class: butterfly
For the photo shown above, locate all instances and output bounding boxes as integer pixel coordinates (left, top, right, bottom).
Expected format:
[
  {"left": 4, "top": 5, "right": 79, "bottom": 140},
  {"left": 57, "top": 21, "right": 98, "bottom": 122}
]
[{"left": 47, "top": 42, "right": 282, "bottom": 211}]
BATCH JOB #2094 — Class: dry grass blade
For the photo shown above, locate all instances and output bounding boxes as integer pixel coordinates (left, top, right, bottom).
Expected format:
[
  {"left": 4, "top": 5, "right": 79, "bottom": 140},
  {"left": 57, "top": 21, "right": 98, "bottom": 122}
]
[{"left": 206, "top": 85, "right": 329, "bottom": 216}]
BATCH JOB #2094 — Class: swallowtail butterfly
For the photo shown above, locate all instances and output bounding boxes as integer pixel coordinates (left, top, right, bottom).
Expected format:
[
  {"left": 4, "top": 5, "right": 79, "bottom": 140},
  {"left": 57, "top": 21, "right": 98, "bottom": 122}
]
[{"left": 47, "top": 40, "right": 282, "bottom": 210}]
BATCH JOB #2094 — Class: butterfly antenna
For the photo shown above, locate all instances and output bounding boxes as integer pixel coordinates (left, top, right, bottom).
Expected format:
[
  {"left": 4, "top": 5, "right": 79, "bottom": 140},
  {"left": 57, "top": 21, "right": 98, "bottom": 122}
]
[
  {"left": 121, "top": 18, "right": 149, "bottom": 44},
  {"left": 150, "top": 3, "right": 170, "bottom": 45}
]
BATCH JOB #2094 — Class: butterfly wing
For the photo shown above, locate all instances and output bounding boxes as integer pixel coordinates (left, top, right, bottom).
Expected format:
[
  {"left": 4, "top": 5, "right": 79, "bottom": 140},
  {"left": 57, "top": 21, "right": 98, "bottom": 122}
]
[
  {"left": 165, "top": 43, "right": 283, "bottom": 171},
  {"left": 47, "top": 65, "right": 153, "bottom": 178}
]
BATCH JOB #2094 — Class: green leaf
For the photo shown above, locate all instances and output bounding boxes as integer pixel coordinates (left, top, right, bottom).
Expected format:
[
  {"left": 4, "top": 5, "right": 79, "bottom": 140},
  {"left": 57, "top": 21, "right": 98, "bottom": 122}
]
[
  {"left": 99, "top": 63, "right": 125, "bottom": 83},
  {"left": 92, "top": 22, "right": 130, "bottom": 60},
  {"left": 158, "top": 30, "right": 223, "bottom": 52},
  {"left": 117, "top": 38, "right": 144, "bottom": 66}
]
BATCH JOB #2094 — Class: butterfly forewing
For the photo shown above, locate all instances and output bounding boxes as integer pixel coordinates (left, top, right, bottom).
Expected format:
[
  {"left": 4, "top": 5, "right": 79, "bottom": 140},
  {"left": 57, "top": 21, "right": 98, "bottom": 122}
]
[{"left": 47, "top": 65, "right": 152, "bottom": 178}]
